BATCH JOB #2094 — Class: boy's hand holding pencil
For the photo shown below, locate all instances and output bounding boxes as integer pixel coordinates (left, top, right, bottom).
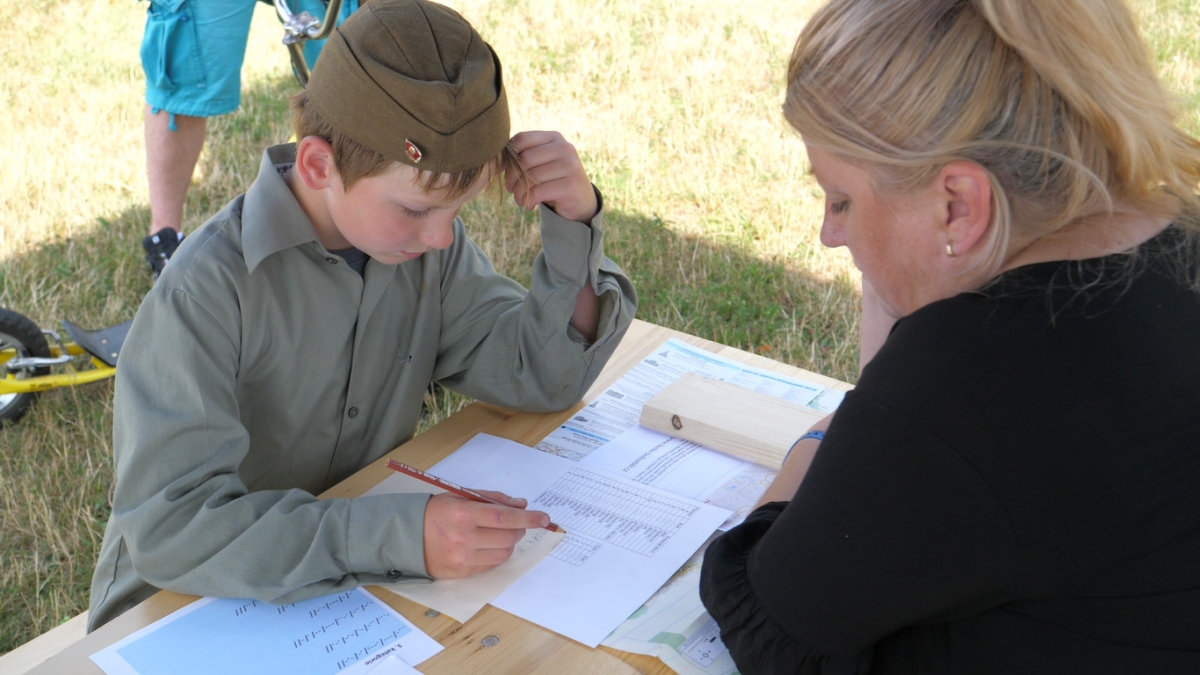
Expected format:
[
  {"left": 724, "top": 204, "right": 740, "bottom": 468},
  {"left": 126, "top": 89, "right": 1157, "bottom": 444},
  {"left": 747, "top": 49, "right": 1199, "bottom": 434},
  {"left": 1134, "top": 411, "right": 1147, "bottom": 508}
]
[{"left": 389, "top": 460, "right": 559, "bottom": 579}]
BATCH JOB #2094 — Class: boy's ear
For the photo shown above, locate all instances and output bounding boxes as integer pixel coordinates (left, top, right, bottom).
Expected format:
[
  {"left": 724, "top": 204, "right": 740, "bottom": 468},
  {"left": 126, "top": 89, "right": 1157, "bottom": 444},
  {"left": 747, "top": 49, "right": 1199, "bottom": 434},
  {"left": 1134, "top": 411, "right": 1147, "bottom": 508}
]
[
  {"left": 293, "top": 136, "right": 338, "bottom": 191},
  {"left": 940, "top": 160, "right": 992, "bottom": 256}
]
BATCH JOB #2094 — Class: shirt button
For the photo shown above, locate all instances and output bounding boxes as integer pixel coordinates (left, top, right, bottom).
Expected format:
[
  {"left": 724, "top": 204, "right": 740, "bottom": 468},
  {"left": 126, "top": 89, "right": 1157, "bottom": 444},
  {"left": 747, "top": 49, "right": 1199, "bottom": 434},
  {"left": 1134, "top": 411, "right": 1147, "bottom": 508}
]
[
  {"left": 347, "top": 407, "right": 359, "bottom": 419},
  {"left": 386, "top": 570, "right": 402, "bottom": 580},
  {"left": 325, "top": 257, "right": 338, "bottom": 264}
]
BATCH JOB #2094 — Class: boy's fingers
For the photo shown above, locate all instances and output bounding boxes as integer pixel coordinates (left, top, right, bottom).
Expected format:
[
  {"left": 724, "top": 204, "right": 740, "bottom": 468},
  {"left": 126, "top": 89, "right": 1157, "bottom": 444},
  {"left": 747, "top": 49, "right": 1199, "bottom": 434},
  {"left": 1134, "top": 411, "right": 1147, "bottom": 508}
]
[
  {"left": 520, "top": 160, "right": 576, "bottom": 189},
  {"left": 527, "top": 177, "right": 585, "bottom": 208},
  {"left": 474, "top": 489, "right": 528, "bottom": 508},
  {"left": 477, "top": 503, "right": 551, "bottom": 530},
  {"left": 504, "top": 170, "right": 520, "bottom": 193},
  {"left": 503, "top": 164, "right": 540, "bottom": 210},
  {"left": 506, "top": 131, "right": 592, "bottom": 219},
  {"left": 509, "top": 183, "right": 535, "bottom": 210},
  {"left": 512, "top": 142, "right": 555, "bottom": 169},
  {"left": 509, "top": 130, "right": 561, "bottom": 153},
  {"left": 515, "top": 143, "right": 580, "bottom": 176}
]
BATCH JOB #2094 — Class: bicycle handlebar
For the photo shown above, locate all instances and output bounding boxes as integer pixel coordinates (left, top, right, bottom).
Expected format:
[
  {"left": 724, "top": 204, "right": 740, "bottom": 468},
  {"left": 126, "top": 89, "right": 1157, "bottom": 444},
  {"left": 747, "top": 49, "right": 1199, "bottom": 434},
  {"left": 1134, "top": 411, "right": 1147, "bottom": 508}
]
[{"left": 274, "top": 0, "right": 346, "bottom": 88}]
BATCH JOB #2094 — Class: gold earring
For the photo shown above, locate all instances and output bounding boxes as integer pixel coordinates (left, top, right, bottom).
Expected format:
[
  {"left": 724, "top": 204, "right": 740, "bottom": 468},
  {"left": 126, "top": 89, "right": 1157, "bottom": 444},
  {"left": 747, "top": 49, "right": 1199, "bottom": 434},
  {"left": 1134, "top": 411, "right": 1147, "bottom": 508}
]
[{"left": 946, "top": 243, "right": 956, "bottom": 257}]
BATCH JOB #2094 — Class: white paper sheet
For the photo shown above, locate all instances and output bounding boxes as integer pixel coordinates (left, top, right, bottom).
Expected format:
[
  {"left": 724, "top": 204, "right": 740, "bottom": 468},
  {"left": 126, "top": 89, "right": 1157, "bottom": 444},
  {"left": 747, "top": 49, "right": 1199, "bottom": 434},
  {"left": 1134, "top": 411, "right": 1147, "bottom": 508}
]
[
  {"left": 574, "top": 339, "right": 849, "bottom": 675},
  {"left": 580, "top": 425, "right": 778, "bottom": 530},
  {"left": 340, "top": 654, "right": 421, "bottom": 675},
  {"left": 90, "top": 588, "right": 442, "bottom": 675},
  {"left": 429, "top": 434, "right": 731, "bottom": 647},
  {"left": 600, "top": 539, "right": 739, "bottom": 675}
]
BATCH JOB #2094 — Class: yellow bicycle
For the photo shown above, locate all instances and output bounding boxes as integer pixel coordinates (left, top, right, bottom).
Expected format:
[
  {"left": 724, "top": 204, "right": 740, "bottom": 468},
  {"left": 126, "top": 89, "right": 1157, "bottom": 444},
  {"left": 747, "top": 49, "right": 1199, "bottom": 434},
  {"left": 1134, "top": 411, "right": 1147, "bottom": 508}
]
[{"left": 0, "top": 308, "right": 128, "bottom": 427}]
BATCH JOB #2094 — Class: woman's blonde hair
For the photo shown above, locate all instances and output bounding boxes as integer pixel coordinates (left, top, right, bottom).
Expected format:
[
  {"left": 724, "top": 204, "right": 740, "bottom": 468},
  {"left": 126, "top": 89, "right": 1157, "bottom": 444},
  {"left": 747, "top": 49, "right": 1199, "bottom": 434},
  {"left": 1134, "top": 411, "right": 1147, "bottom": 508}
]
[
  {"left": 785, "top": 0, "right": 1200, "bottom": 276},
  {"left": 290, "top": 91, "right": 523, "bottom": 199}
]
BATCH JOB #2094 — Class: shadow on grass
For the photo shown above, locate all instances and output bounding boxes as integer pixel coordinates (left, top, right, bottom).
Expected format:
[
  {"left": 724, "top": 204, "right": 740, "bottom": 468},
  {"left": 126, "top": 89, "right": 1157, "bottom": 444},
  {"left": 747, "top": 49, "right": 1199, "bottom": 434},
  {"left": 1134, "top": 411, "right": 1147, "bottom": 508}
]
[
  {"left": 0, "top": 73, "right": 860, "bottom": 653},
  {"left": 602, "top": 210, "right": 860, "bottom": 382}
]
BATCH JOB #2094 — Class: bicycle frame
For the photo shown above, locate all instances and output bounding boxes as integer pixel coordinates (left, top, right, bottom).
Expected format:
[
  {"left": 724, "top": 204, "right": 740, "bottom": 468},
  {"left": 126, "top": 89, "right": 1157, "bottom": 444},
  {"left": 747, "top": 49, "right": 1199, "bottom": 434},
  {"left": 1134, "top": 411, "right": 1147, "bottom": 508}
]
[
  {"left": 274, "top": 0, "right": 345, "bottom": 88},
  {"left": 0, "top": 333, "right": 116, "bottom": 396}
]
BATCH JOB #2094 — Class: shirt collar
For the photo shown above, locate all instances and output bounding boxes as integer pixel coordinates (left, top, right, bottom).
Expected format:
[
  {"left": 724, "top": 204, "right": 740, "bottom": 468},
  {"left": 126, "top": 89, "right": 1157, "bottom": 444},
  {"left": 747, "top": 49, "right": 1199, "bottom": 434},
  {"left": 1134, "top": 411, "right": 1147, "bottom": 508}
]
[{"left": 242, "top": 143, "right": 322, "bottom": 273}]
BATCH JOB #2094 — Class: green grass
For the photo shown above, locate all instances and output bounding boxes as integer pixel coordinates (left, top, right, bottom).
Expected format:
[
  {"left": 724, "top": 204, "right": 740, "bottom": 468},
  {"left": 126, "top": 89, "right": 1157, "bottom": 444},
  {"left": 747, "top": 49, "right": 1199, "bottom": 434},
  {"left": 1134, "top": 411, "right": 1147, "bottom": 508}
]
[{"left": 1, "top": 0, "right": 1197, "bottom": 654}]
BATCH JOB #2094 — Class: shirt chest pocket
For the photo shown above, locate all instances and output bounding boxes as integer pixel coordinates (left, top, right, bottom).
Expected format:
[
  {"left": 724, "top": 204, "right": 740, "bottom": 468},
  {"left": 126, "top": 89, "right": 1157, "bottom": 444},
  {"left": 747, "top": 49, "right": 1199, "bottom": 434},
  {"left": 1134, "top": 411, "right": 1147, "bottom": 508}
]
[{"left": 140, "top": 0, "right": 206, "bottom": 92}]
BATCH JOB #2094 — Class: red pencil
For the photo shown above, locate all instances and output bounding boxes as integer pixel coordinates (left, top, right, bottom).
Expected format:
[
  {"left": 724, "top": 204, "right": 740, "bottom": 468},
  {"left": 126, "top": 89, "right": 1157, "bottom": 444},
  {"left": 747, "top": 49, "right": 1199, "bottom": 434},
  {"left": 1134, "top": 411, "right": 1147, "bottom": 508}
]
[{"left": 386, "top": 459, "right": 562, "bottom": 533}]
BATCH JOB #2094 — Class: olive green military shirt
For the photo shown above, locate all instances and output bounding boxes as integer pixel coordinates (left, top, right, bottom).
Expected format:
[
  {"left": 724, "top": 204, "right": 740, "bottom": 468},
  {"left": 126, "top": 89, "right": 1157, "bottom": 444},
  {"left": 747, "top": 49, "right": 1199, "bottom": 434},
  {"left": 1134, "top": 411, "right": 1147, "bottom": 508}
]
[{"left": 88, "top": 144, "right": 636, "bottom": 631}]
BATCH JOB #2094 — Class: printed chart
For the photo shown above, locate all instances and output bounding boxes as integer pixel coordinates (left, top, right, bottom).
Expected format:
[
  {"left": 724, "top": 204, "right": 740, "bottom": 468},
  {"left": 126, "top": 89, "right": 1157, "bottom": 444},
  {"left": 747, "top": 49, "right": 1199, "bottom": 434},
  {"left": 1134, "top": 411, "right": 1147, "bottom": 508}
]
[{"left": 534, "top": 468, "right": 699, "bottom": 556}]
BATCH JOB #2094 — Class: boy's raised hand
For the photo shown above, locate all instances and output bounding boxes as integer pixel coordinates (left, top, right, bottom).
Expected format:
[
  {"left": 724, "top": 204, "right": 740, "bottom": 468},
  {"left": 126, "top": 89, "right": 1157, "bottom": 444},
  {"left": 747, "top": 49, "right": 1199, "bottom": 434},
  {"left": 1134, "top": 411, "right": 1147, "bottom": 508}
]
[
  {"left": 422, "top": 490, "right": 552, "bottom": 578},
  {"left": 506, "top": 131, "right": 598, "bottom": 223}
]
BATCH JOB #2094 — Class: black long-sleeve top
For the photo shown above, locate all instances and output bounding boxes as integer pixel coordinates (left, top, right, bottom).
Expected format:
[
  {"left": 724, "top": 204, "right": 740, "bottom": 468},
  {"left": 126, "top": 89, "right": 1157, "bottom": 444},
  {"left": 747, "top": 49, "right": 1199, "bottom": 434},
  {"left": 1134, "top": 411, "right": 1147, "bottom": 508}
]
[{"left": 700, "top": 227, "right": 1200, "bottom": 674}]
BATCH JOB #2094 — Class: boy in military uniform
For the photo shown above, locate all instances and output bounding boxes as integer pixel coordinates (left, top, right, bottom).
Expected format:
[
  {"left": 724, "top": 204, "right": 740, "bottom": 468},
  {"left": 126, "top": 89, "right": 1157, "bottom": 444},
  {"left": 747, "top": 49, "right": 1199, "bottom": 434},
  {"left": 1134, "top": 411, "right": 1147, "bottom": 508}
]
[{"left": 89, "top": 0, "right": 636, "bottom": 631}]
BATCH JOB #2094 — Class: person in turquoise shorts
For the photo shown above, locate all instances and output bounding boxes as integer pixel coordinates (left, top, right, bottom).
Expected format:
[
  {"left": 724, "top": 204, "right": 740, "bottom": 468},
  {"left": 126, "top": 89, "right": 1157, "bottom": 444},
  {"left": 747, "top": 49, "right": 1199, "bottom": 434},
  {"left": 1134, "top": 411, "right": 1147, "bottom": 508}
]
[{"left": 139, "top": 0, "right": 359, "bottom": 278}]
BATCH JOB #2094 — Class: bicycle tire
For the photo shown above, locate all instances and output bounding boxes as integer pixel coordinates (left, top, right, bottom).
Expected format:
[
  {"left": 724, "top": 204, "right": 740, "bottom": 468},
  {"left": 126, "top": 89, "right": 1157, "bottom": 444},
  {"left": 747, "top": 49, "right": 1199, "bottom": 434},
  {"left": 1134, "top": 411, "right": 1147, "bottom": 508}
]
[{"left": 0, "top": 308, "right": 52, "bottom": 427}]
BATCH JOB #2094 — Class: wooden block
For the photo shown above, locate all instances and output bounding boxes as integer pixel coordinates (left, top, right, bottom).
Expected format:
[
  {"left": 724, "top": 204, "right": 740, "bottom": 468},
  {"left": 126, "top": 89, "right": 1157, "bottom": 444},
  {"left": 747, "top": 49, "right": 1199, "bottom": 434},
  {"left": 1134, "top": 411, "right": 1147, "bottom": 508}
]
[{"left": 639, "top": 372, "right": 824, "bottom": 468}]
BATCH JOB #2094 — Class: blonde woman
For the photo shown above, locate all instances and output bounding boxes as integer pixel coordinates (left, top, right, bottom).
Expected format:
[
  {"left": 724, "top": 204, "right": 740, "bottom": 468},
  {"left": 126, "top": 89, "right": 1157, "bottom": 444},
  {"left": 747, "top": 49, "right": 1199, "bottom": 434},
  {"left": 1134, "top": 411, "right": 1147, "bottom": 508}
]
[{"left": 699, "top": 1, "right": 1200, "bottom": 672}]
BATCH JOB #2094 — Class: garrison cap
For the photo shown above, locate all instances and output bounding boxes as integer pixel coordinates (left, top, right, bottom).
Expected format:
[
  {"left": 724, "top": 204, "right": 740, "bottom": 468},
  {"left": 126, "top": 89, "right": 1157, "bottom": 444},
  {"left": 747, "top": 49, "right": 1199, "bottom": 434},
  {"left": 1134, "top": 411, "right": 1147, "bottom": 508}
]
[{"left": 305, "top": 0, "right": 509, "bottom": 173}]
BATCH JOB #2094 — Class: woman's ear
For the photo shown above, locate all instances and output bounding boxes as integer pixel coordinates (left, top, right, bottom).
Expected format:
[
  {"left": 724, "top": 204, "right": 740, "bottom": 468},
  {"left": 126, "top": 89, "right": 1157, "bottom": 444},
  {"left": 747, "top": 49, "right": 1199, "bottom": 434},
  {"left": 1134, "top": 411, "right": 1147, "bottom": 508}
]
[
  {"left": 293, "top": 136, "right": 338, "bottom": 191},
  {"left": 940, "top": 161, "right": 992, "bottom": 256}
]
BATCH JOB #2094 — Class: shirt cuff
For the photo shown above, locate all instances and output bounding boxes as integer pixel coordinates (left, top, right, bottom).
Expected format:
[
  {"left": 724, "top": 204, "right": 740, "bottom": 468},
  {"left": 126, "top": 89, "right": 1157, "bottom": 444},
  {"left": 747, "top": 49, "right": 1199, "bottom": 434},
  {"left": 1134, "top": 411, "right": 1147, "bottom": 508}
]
[{"left": 346, "top": 492, "right": 431, "bottom": 579}]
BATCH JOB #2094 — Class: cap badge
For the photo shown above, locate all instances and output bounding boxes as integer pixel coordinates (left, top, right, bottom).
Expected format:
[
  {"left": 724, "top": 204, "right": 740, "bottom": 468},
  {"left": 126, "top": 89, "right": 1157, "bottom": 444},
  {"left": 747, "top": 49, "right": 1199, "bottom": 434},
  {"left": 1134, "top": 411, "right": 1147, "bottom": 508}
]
[{"left": 404, "top": 140, "right": 423, "bottom": 164}]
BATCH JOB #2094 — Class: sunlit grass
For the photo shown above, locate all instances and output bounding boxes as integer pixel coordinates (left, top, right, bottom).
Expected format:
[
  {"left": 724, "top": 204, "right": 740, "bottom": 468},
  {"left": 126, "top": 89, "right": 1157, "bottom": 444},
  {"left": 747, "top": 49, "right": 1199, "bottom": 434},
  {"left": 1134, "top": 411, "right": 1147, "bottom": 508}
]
[{"left": 1, "top": 0, "right": 1196, "bottom": 653}]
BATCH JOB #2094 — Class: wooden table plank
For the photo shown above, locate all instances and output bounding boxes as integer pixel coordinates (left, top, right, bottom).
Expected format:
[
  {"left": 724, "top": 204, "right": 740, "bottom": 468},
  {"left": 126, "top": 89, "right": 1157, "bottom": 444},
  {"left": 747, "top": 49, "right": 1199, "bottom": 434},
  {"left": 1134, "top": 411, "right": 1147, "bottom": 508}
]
[{"left": 23, "top": 320, "right": 845, "bottom": 675}]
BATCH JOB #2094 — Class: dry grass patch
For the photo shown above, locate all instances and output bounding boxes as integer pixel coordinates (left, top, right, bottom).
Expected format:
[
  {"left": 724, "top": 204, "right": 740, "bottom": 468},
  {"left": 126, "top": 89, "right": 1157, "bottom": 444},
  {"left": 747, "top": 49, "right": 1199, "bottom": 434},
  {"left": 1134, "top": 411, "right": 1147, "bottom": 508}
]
[{"left": 1, "top": 0, "right": 1196, "bottom": 654}]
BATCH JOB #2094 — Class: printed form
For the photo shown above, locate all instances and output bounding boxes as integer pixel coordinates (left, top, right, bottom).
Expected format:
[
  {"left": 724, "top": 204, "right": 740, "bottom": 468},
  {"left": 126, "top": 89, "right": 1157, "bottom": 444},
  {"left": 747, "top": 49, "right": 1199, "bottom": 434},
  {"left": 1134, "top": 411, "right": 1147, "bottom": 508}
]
[
  {"left": 90, "top": 587, "right": 441, "bottom": 675},
  {"left": 547, "top": 338, "right": 848, "bottom": 675},
  {"left": 581, "top": 425, "right": 766, "bottom": 530},
  {"left": 428, "top": 433, "right": 731, "bottom": 648}
]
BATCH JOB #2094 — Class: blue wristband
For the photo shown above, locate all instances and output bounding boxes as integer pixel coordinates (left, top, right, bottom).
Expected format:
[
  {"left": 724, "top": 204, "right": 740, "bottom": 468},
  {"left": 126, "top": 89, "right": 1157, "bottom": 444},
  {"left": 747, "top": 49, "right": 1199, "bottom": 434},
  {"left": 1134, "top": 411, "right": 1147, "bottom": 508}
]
[
  {"left": 796, "top": 430, "right": 825, "bottom": 445},
  {"left": 783, "top": 430, "right": 825, "bottom": 464}
]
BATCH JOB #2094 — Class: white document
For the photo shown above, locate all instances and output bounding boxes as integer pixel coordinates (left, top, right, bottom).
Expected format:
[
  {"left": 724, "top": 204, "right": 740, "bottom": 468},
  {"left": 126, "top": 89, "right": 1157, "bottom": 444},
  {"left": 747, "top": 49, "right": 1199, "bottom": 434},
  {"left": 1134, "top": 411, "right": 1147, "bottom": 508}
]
[
  {"left": 365, "top": 471, "right": 564, "bottom": 623},
  {"left": 571, "top": 339, "right": 849, "bottom": 674},
  {"left": 430, "top": 433, "right": 732, "bottom": 648},
  {"left": 601, "top": 536, "right": 739, "bottom": 675},
  {"left": 580, "top": 425, "right": 775, "bottom": 529},
  {"left": 537, "top": 338, "right": 845, "bottom": 460},
  {"left": 341, "top": 654, "right": 421, "bottom": 675},
  {"left": 90, "top": 587, "right": 442, "bottom": 675}
]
